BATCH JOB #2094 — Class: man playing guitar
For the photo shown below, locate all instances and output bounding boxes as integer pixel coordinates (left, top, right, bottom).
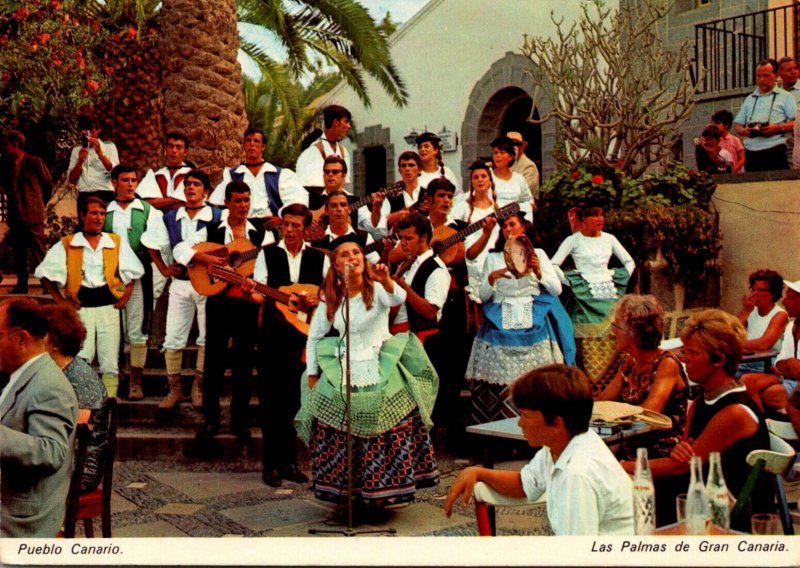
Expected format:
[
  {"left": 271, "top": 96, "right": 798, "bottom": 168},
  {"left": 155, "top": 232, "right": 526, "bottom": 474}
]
[
  {"left": 192, "top": 181, "right": 269, "bottom": 446},
  {"left": 248, "top": 203, "right": 328, "bottom": 487}
]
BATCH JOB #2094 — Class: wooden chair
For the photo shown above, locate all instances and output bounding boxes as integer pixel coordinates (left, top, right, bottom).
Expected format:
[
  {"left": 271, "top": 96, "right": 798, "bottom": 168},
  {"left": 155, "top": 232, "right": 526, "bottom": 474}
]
[
  {"left": 63, "top": 397, "right": 118, "bottom": 538},
  {"left": 473, "top": 481, "right": 544, "bottom": 536},
  {"left": 730, "top": 431, "right": 795, "bottom": 534}
]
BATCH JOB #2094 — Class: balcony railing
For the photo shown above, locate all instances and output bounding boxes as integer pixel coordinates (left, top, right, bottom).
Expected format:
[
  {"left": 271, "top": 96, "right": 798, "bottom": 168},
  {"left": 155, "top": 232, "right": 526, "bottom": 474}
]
[{"left": 694, "top": 2, "right": 799, "bottom": 94}]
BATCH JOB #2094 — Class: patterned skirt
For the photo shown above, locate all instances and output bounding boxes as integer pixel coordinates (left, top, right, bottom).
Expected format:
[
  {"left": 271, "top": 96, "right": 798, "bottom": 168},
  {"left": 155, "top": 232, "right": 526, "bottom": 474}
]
[
  {"left": 469, "top": 381, "right": 518, "bottom": 424},
  {"left": 309, "top": 410, "right": 439, "bottom": 507}
]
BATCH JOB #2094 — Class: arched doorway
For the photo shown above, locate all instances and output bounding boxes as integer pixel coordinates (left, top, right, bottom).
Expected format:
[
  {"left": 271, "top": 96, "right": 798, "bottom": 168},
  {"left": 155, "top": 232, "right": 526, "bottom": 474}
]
[{"left": 461, "top": 52, "right": 555, "bottom": 180}]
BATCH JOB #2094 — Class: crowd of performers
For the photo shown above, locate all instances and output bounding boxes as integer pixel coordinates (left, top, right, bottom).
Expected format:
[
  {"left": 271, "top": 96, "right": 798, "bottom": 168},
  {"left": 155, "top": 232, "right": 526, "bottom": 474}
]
[{"left": 30, "top": 105, "right": 648, "bottom": 515}]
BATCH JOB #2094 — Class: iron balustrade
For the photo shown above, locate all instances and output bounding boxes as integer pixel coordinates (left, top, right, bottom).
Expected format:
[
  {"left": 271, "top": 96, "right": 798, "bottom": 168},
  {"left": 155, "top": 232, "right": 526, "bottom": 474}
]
[{"left": 693, "top": 2, "right": 799, "bottom": 94}]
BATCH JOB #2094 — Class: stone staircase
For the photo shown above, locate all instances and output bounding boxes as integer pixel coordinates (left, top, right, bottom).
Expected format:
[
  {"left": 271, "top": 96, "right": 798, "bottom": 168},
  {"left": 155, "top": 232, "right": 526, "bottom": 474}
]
[{"left": 1, "top": 275, "right": 268, "bottom": 463}]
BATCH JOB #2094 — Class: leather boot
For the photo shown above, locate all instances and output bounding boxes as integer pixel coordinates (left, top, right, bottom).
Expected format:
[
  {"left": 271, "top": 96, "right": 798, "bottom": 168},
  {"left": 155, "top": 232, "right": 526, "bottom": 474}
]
[
  {"left": 128, "top": 367, "right": 144, "bottom": 400},
  {"left": 191, "top": 372, "right": 203, "bottom": 409},
  {"left": 159, "top": 374, "right": 183, "bottom": 410}
]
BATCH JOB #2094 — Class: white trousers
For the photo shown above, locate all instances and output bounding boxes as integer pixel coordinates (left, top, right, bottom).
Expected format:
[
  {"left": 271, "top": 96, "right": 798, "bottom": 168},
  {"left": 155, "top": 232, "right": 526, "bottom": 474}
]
[
  {"left": 78, "top": 304, "right": 121, "bottom": 377},
  {"left": 122, "top": 278, "right": 147, "bottom": 345},
  {"left": 152, "top": 269, "right": 167, "bottom": 303},
  {"left": 163, "top": 278, "right": 207, "bottom": 350}
]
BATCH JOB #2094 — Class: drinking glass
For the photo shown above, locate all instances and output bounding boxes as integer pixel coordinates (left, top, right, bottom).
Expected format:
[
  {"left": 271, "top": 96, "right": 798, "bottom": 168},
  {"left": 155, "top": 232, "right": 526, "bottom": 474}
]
[
  {"left": 675, "top": 493, "right": 687, "bottom": 523},
  {"left": 751, "top": 513, "right": 781, "bottom": 535}
]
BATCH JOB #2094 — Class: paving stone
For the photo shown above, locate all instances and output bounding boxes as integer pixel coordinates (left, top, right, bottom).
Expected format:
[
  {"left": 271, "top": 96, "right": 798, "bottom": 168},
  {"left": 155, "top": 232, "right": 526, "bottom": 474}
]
[
  {"left": 155, "top": 503, "right": 205, "bottom": 515},
  {"left": 220, "top": 499, "right": 329, "bottom": 531},
  {"left": 149, "top": 471, "right": 265, "bottom": 499},
  {"left": 359, "top": 502, "right": 471, "bottom": 536},
  {"left": 114, "top": 520, "right": 189, "bottom": 537},
  {"left": 127, "top": 482, "right": 148, "bottom": 489},
  {"left": 110, "top": 491, "right": 139, "bottom": 513}
]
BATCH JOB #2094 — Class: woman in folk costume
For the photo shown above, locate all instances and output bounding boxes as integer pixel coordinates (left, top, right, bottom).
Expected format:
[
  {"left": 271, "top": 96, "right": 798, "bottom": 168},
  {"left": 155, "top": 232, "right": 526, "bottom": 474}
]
[
  {"left": 295, "top": 236, "right": 439, "bottom": 511},
  {"left": 465, "top": 212, "right": 575, "bottom": 424},
  {"left": 550, "top": 201, "right": 635, "bottom": 393}
]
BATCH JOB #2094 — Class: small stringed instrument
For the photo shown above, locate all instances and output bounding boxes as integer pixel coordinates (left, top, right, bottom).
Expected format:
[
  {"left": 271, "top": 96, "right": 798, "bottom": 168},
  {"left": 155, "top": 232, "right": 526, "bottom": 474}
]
[
  {"left": 430, "top": 202, "right": 520, "bottom": 265},
  {"left": 306, "top": 181, "right": 406, "bottom": 241},
  {"left": 187, "top": 239, "right": 261, "bottom": 295},
  {"left": 202, "top": 264, "right": 319, "bottom": 336}
]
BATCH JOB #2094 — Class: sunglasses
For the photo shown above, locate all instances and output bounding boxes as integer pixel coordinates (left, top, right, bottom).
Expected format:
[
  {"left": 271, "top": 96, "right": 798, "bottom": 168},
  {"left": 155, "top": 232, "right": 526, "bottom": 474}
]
[{"left": 323, "top": 169, "right": 344, "bottom": 175}]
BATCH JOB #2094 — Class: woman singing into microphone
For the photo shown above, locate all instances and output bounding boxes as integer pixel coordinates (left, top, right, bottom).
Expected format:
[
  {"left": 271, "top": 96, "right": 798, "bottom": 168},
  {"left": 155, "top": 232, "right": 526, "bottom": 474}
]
[{"left": 296, "top": 235, "right": 439, "bottom": 512}]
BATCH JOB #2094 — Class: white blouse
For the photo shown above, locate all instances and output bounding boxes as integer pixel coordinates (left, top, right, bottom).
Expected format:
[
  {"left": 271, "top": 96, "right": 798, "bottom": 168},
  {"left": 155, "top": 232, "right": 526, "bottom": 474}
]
[
  {"left": 550, "top": 232, "right": 635, "bottom": 285},
  {"left": 306, "top": 283, "right": 406, "bottom": 385},
  {"left": 478, "top": 248, "right": 562, "bottom": 303},
  {"left": 491, "top": 171, "right": 532, "bottom": 217}
]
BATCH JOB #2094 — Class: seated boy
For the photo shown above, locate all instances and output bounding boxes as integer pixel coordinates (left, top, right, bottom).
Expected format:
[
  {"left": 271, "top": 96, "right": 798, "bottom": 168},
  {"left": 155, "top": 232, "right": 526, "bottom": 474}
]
[{"left": 444, "top": 364, "right": 634, "bottom": 535}]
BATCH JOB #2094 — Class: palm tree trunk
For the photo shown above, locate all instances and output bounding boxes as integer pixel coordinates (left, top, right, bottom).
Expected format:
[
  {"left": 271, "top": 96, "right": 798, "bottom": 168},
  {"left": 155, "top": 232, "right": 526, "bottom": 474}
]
[{"left": 161, "top": 0, "right": 248, "bottom": 183}]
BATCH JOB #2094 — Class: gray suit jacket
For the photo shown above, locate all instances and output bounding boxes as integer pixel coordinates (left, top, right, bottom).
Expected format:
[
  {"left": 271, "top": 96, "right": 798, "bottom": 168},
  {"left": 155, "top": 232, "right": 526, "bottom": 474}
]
[{"left": 1, "top": 353, "right": 78, "bottom": 537}]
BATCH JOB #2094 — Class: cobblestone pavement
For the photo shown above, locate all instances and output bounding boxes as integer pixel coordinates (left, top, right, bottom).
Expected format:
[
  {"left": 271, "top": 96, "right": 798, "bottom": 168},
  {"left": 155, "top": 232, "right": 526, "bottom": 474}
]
[{"left": 77, "top": 454, "right": 552, "bottom": 539}]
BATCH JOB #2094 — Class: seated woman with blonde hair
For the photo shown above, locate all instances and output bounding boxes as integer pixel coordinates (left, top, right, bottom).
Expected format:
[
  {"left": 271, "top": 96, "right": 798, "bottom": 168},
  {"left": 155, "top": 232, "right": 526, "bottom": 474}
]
[
  {"left": 621, "top": 309, "right": 771, "bottom": 529},
  {"left": 598, "top": 294, "right": 689, "bottom": 455}
]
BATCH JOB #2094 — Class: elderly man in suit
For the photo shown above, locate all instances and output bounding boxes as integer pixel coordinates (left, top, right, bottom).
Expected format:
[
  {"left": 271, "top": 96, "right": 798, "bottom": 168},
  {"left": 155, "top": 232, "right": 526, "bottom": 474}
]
[{"left": 0, "top": 298, "right": 78, "bottom": 537}]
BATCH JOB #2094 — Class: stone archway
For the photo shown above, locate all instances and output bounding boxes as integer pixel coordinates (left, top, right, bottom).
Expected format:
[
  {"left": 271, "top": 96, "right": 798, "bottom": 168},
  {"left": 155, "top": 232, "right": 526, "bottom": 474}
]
[{"left": 460, "top": 52, "right": 556, "bottom": 181}]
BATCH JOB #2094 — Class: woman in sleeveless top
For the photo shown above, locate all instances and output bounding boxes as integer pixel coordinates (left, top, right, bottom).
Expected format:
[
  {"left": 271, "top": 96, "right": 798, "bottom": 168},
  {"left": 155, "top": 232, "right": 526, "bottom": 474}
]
[
  {"left": 598, "top": 295, "right": 689, "bottom": 457},
  {"left": 737, "top": 269, "right": 788, "bottom": 371},
  {"left": 621, "top": 309, "right": 772, "bottom": 529}
]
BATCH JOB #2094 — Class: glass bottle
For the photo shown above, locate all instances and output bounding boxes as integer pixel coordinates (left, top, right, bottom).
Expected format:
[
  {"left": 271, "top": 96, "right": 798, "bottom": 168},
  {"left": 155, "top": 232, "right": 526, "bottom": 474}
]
[
  {"left": 632, "top": 447, "right": 656, "bottom": 535},
  {"left": 706, "top": 451, "right": 730, "bottom": 530},
  {"left": 685, "top": 455, "right": 709, "bottom": 535}
]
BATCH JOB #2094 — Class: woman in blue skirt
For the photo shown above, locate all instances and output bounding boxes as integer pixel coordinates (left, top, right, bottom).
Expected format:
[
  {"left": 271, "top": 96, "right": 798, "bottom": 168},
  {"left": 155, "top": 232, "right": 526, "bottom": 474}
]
[{"left": 465, "top": 213, "right": 575, "bottom": 423}]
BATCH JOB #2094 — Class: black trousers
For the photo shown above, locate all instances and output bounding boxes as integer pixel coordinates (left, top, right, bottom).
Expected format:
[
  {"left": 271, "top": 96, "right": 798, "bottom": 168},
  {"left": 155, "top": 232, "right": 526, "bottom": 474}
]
[
  {"left": 744, "top": 144, "right": 789, "bottom": 172},
  {"left": 257, "top": 305, "right": 306, "bottom": 471},
  {"left": 202, "top": 295, "right": 258, "bottom": 430}
]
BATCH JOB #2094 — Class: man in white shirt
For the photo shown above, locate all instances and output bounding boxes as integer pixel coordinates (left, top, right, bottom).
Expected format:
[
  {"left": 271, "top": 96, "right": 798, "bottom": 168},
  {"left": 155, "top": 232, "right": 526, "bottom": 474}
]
[
  {"left": 67, "top": 115, "right": 119, "bottom": 207},
  {"left": 391, "top": 212, "right": 449, "bottom": 341},
  {"left": 137, "top": 132, "right": 194, "bottom": 211},
  {"left": 362, "top": 151, "right": 425, "bottom": 240},
  {"left": 208, "top": 127, "right": 307, "bottom": 233},
  {"left": 294, "top": 105, "right": 352, "bottom": 195},
  {"left": 444, "top": 364, "right": 634, "bottom": 536},
  {"left": 104, "top": 165, "right": 164, "bottom": 400}
]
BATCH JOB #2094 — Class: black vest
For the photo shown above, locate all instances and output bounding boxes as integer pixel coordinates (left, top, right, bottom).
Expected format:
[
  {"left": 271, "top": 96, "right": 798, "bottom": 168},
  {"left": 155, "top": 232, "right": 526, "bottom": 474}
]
[
  {"left": 388, "top": 190, "right": 423, "bottom": 213},
  {"left": 262, "top": 244, "right": 325, "bottom": 288},
  {"left": 204, "top": 222, "right": 265, "bottom": 249},
  {"left": 408, "top": 255, "right": 442, "bottom": 332}
]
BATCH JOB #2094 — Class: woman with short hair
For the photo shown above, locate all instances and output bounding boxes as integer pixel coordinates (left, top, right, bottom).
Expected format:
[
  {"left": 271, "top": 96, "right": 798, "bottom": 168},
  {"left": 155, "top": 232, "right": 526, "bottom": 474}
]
[
  {"left": 42, "top": 303, "right": 109, "bottom": 493},
  {"left": 599, "top": 294, "right": 689, "bottom": 454}
]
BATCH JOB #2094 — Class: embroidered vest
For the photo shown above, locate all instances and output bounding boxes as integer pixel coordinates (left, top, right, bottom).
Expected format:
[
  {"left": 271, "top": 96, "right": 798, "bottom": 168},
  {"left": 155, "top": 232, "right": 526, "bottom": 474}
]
[
  {"left": 229, "top": 166, "right": 282, "bottom": 216},
  {"left": 103, "top": 200, "right": 151, "bottom": 253},
  {"left": 155, "top": 171, "right": 186, "bottom": 198},
  {"left": 61, "top": 233, "right": 126, "bottom": 300},
  {"left": 163, "top": 206, "right": 223, "bottom": 249}
]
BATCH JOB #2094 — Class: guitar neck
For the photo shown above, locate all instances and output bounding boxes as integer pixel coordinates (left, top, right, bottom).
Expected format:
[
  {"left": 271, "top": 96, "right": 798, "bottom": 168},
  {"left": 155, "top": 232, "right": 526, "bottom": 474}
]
[
  {"left": 208, "top": 266, "right": 291, "bottom": 305},
  {"left": 239, "top": 247, "right": 261, "bottom": 262},
  {"left": 437, "top": 204, "right": 520, "bottom": 251},
  {"left": 349, "top": 182, "right": 405, "bottom": 211}
]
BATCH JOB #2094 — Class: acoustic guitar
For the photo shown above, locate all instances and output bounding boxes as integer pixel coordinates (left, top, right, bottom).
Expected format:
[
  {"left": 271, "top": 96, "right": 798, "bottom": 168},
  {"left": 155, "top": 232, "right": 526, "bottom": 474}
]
[
  {"left": 430, "top": 203, "right": 520, "bottom": 265},
  {"left": 306, "top": 181, "right": 406, "bottom": 241},
  {"left": 201, "top": 264, "right": 319, "bottom": 336},
  {"left": 187, "top": 239, "right": 260, "bottom": 296}
]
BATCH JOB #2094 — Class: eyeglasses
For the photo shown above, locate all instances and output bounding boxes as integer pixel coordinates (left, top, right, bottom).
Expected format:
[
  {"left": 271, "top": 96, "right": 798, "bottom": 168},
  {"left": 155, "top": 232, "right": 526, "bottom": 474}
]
[{"left": 323, "top": 169, "right": 343, "bottom": 175}]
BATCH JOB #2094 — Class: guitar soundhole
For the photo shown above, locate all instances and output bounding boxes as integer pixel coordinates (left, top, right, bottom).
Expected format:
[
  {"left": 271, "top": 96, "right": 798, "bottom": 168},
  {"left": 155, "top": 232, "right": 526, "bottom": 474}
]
[{"left": 229, "top": 253, "right": 241, "bottom": 268}]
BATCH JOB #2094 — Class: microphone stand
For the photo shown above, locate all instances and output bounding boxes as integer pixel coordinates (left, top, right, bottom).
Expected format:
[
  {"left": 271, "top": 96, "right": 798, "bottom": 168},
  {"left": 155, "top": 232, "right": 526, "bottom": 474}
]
[{"left": 309, "top": 263, "right": 396, "bottom": 537}]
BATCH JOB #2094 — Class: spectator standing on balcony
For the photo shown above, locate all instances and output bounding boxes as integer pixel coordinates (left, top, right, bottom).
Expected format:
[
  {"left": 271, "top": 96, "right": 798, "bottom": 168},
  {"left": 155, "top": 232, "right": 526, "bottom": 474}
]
[
  {"left": 694, "top": 124, "right": 734, "bottom": 174},
  {"left": 777, "top": 57, "right": 799, "bottom": 166},
  {"left": 734, "top": 59, "right": 796, "bottom": 172},
  {"left": 711, "top": 110, "right": 745, "bottom": 173}
]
